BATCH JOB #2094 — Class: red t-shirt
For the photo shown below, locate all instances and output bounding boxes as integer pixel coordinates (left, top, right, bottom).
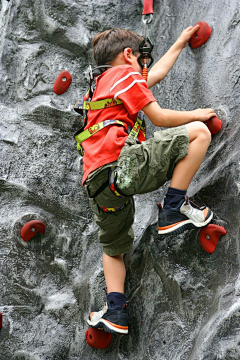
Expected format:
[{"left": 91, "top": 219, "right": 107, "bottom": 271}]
[{"left": 81, "top": 65, "right": 156, "bottom": 185}]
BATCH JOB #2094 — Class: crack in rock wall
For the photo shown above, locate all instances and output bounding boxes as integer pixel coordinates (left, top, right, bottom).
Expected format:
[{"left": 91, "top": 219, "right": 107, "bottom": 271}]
[{"left": 0, "top": 0, "right": 240, "bottom": 359}]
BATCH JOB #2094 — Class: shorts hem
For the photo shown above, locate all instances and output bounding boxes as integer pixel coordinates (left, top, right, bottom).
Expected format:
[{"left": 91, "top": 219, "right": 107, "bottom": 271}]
[{"left": 102, "top": 244, "right": 133, "bottom": 257}]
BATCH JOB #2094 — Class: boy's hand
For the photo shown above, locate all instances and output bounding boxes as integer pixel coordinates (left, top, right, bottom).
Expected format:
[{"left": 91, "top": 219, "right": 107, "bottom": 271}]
[
  {"left": 177, "top": 25, "right": 200, "bottom": 49},
  {"left": 192, "top": 108, "right": 216, "bottom": 122}
]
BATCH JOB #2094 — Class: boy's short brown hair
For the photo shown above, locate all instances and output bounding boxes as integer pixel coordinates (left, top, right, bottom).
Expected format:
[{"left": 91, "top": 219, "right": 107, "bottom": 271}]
[{"left": 92, "top": 28, "right": 143, "bottom": 66}]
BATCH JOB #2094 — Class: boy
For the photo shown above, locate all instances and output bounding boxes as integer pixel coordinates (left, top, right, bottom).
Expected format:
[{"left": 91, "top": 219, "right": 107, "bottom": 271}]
[{"left": 77, "top": 26, "right": 216, "bottom": 334}]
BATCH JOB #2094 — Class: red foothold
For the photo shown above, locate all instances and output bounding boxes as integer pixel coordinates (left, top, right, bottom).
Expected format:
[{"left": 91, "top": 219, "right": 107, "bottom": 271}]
[
  {"left": 189, "top": 21, "right": 212, "bottom": 49},
  {"left": 0, "top": 313, "right": 2, "bottom": 329},
  {"left": 20, "top": 220, "right": 46, "bottom": 242},
  {"left": 85, "top": 327, "right": 112, "bottom": 349},
  {"left": 53, "top": 70, "right": 72, "bottom": 95},
  {"left": 205, "top": 116, "right": 222, "bottom": 135},
  {"left": 199, "top": 224, "right": 226, "bottom": 253}
]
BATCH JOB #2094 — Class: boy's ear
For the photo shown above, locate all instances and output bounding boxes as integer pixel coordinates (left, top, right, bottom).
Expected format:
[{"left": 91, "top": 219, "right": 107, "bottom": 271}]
[{"left": 123, "top": 47, "right": 133, "bottom": 64}]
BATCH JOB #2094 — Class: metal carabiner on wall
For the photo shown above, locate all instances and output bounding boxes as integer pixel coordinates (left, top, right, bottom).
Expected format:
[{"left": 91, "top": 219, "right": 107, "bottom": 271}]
[{"left": 142, "top": 16, "right": 153, "bottom": 41}]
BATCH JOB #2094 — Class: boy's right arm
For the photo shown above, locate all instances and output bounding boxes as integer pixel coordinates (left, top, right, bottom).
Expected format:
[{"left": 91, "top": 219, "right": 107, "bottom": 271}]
[
  {"left": 147, "top": 25, "right": 200, "bottom": 89},
  {"left": 143, "top": 101, "right": 216, "bottom": 128}
]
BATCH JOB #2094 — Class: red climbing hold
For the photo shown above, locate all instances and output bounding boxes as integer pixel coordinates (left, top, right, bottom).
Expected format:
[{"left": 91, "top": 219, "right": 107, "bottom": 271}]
[
  {"left": 20, "top": 220, "right": 46, "bottom": 242},
  {"left": 53, "top": 70, "right": 72, "bottom": 95},
  {"left": 85, "top": 327, "right": 112, "bottom": 349},
  {"left": 189, "top": 21, "right": 211, "bottom": 49},
  {"left": 0, "top": 313, "right": 2, "bottom": 329},
  {"left": 199, "top": 224, "right": 226, "bottom": 253},
  {"left": 205, "top": 116, "right": 222, "bottom": 135}
]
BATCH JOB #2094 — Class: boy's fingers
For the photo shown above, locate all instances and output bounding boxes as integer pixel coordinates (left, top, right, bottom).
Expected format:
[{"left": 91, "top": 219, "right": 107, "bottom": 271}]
[
  {"left": 185, "top": 26, "right": 194, "bottom": 32},
  {"left": 209, "top": 113, "right": 217, "bottom": 119},
  {"left": 189, "top": 24, "right": 200, "bottom": 35},
  {"left": 207, "top": 109, "right": 217, "bottom": 119}
]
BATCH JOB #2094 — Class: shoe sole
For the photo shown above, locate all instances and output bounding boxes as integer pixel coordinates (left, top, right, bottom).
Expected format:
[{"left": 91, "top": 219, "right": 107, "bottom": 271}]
[
  {"left": 158, "top": 211, "right": 213, "bottom": 235},
  {"left": 87, "top": 318, "right": 128, "bottom": 334}
]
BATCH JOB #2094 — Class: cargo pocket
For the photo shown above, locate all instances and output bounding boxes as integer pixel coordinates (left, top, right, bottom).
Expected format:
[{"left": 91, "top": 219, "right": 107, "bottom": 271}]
[{"left": 116, "top": 142, "right": 145, "bottom": 195}]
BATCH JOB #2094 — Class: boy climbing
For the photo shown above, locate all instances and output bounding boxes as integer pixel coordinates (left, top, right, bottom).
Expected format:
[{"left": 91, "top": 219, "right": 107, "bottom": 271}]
[{"left": 75, "top": 25, "right": 216, "bottom": 334}]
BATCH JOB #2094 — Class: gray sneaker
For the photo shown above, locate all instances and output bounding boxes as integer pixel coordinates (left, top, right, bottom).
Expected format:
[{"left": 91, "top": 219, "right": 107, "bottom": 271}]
[
  {"left": 87, "top": 301, "right": 129, "bottom": 334},
  {"left": 158, "top": 197, "right": 213, "bottom": 235}
]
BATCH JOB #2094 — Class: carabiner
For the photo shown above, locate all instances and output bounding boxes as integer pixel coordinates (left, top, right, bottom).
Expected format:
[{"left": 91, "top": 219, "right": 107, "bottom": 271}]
[
  {"left": 142, "top": 13, "right": 153, "bottom": 25},
  {"left": 142, "top": 14, "right": 153, "bottom": 40},
  {"left": 138, "top": 37, "right": 154, "bottom": 69}
]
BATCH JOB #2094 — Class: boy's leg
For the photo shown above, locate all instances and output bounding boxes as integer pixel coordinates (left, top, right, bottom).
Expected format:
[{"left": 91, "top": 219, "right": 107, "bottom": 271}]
[
  {"left": 102, "top": 253, "right": 126, "bottom": 293},
  {"left": 159, "top": 122, "right": 213, "bottom": 234},
  {"left": 170, "top": 121, "right": 211, "bottom": 190},
  {"left": 87, "top": 252, "right": 129, "bottom": 334},
  {"left": 85, "top": 169, "right": 132, "bottom": 334}
]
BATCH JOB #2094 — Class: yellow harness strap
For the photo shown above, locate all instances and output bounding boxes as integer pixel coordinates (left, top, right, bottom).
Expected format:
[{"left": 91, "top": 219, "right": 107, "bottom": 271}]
[
  {"left": 73, "top": 98, "right": 145, "bottom": 156},
  {"left": 83, "top": 98, "right": 123, "bottom": 111}
]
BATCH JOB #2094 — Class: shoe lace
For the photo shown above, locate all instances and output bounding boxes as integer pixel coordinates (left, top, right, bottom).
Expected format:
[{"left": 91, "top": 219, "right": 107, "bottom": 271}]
[{"left": 185, "top": 196, "right": 205, "bottom": 210}]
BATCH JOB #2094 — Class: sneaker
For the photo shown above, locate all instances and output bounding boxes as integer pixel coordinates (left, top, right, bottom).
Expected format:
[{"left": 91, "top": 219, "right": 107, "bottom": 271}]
[
  {"left": 87, "top": 301, "right": 129, "bottom": 334},
  {"left": 158, "top": 197, "right": 213, "bottom": 235}
]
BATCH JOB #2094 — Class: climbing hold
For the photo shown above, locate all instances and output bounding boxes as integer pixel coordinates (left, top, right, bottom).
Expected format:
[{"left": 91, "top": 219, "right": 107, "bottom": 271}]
[
  {"left": 0, "top": 313, "right": 2, "bottom": 329},
  {"left": 85, "top": 327, "right": 112, "bottom": 349},
  {"left": 205, "top": 116, "right": 222, "bottom": 135},
  {"left": 189, "top": 21, "right": 211, "bottom": 49},
  {"left": 20, "top": 220, "right": 46, "bottom": 242},
  {"left": 199, "top": 224, "right": 226, "bottom": 253},
  {"left": 53, "top": 70, "right": 72, "bottom": 95}
]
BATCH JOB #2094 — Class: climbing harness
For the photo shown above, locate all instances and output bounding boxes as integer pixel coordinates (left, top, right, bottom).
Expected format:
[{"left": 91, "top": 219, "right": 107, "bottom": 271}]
[
  {"left": 74, "top": 100, "right": 145, "bottom": 157},
  {"left": 88, "top": 165, "right": 130, "bottom": 213},
  {"left": 74, "top": 110, "right": 145, "bottom": 157},
  {"left": 73, "top": 65, "right": 145, "bottom": 157},
  {"left": 138, "top": 0, "right": 154, "bottom": 81},
  {"left": 73, "top": 66, "right": 145, "bottom": 212}
]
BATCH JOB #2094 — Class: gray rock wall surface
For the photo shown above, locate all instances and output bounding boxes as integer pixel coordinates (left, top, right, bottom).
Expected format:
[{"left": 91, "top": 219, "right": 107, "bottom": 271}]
[{"left": 0, "top": 0, "right": 239, "bottom": 359}]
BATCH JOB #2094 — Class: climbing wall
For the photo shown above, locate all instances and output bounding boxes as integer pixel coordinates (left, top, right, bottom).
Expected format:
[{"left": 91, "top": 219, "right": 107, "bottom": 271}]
[{"left": 0, "top": 0, "right": 240, "bottom": 359}]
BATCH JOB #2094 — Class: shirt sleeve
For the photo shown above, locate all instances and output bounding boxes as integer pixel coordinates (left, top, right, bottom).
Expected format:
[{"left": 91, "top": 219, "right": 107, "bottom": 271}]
[{"left": 108, "top": 66, "right": 156, "bottom": 115}]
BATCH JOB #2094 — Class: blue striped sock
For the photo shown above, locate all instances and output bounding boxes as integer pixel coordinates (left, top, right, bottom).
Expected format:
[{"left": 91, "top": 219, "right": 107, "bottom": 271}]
[{"left": 163, "top": 187, "right": 187, "bottom": 210}]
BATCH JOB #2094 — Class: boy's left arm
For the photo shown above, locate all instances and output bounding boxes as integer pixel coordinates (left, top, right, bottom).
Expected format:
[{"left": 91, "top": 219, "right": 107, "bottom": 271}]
[{"left": 147, "top": 25, "right": 199, "bottom": 89}]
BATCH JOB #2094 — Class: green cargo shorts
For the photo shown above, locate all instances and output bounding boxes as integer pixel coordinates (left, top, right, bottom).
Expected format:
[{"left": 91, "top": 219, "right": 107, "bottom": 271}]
[{"left": 84, "top": 125, "right": 189, "bottom": 256}]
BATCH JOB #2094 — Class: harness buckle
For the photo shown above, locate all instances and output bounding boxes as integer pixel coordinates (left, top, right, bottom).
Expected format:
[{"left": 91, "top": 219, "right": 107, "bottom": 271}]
[
  {"left": 109, "top": 166, "right": 125, "bottom": 198},
  {"left": 74, "top": 99, "right": 84, "bottom": 115},
  {"left": 98, "top": 167, "right": 129, "bottom": 213}
]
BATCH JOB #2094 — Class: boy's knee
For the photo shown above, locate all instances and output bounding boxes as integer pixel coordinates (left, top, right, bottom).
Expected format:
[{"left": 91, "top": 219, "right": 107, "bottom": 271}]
[
  {"left": 198, "top": 122, "right": 211, "bottom": 143},
  {"left": 186, "top": 121, "right": 211, "bottom": 144}
]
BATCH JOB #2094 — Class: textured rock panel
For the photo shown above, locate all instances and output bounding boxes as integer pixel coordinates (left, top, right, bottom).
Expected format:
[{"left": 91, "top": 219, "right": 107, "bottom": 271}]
[{"left": 0, "top": 0, "right": 240, "bottom": 359}]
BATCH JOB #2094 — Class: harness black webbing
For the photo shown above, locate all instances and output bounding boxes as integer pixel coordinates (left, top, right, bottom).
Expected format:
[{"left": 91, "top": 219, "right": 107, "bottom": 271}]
[{"left": 90, "top": 179, "right": 109, "bottom": 199}]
